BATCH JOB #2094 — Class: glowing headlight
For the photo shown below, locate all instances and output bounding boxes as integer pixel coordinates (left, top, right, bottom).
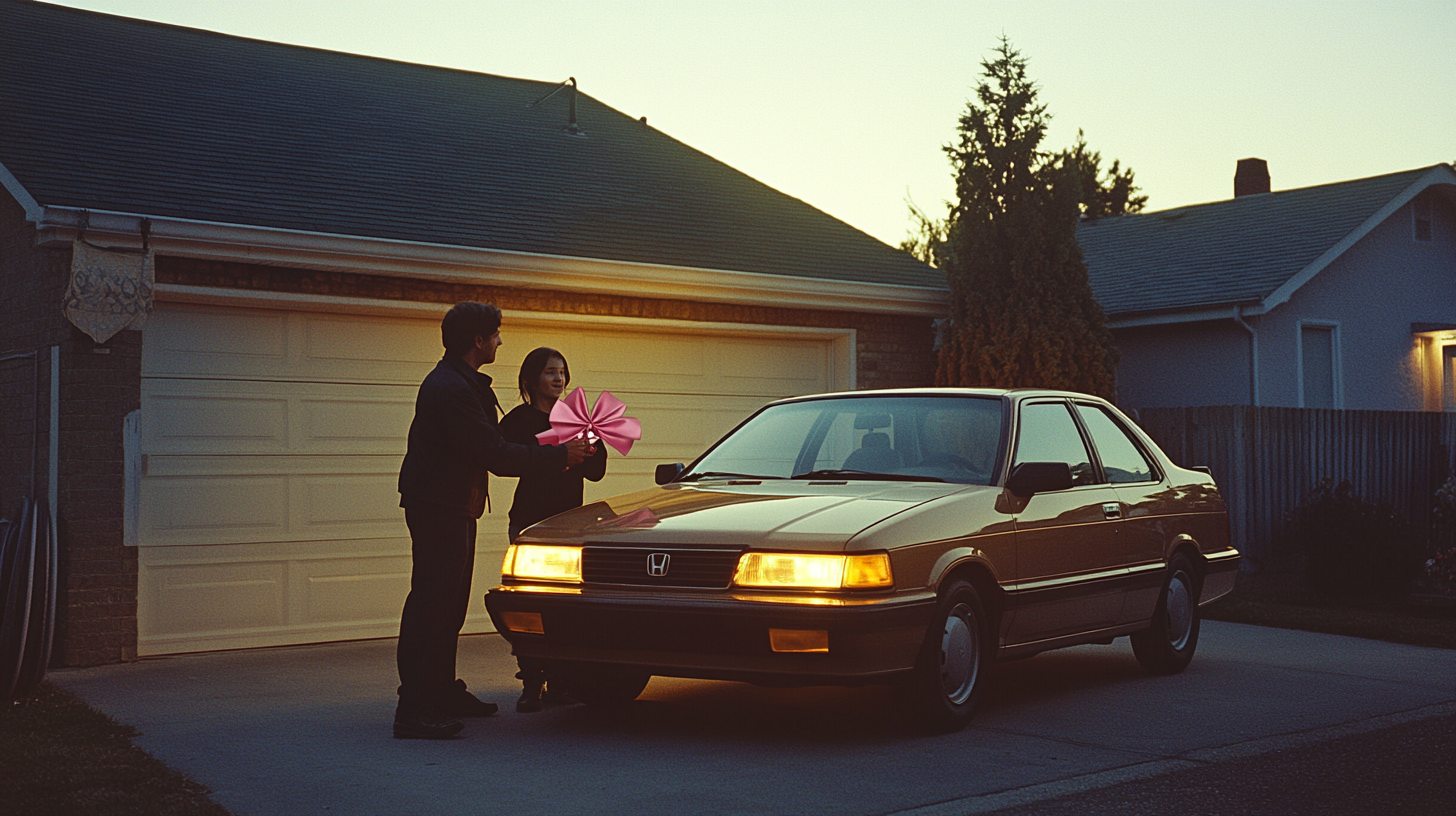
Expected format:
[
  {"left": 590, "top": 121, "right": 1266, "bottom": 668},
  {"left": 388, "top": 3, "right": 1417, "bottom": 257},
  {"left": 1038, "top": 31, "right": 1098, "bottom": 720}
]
[
  {"left": 502, "top": 544, "right": 582, "bottom": 583},
  {"left": 733, "top": 552, "right": 893, "bottom": 589}
]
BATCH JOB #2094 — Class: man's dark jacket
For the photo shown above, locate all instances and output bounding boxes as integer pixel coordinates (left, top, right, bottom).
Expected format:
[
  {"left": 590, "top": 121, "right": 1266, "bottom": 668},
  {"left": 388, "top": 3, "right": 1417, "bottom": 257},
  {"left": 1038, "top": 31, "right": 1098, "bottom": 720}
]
[{"left": 398, "top": 355, "right": 568, "bottom": 518}]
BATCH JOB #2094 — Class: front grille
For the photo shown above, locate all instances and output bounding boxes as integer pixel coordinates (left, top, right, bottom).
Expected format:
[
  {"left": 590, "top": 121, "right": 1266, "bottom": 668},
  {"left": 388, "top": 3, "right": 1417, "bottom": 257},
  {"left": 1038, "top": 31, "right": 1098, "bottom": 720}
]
[{"left": 582, "top": 546, "right": 742, "bottom": 589}]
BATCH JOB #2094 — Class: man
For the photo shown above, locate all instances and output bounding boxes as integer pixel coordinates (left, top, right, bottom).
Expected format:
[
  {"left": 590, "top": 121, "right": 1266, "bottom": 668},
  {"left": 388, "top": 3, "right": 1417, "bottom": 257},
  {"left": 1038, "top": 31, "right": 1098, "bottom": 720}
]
[{"left": 394, "top": 302, "right": 593, "bottom": 739}]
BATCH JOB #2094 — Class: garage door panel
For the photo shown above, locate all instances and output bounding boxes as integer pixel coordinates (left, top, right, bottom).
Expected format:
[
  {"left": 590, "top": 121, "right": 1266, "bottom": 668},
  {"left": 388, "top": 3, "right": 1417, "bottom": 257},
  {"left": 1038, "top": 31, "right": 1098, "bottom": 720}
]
[
  {"left": 719, "top": 338, "right": 830, "bottom": 393},
  {"left": 141, "top": 462, "right": 405, "bottom": 547},
  {"left": 143, "top": 475, "right": 289, "bottom": 539},
  {"left": 297, "top": 560, "right": 411, "bottom": 626},
  {"left": 147, "top": 394, "right": 291, "bottom": 452},
  {"left": 143, "top": 562, "right": 286, "bottom": 636},
  {"left": 145, "top": 306, "right": 441, "bottom": 384},
  {"left": 300, "top": 398, "right": 414, "bottom": 444},
  {"left": 137, "top": 540, "right": 485, "bottom": 654},
  {"left": 142, "top": 306, "right": 290, "bottom": 378},
  {"left": 565, "top": 334, "right": 706, "bottom": 379},
  {"left": 303, "top": 314, "right": 441, "bottom": 364},
  {"left": 144, "top": 380, "right": 415, "bottom": 455},
  {"left": 299, "top": 474, "right": 405, "bottom": 528}
]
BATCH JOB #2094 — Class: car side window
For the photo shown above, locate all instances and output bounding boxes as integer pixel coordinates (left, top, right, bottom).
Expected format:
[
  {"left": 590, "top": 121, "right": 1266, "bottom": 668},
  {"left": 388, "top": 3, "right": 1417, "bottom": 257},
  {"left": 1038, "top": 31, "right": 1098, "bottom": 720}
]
[
  {"left": 1014, "top": 402, "right": 1097, "bottom": 486},
  {"left": 1076, "top": 404, "right": 1158, "bottom": 484}
]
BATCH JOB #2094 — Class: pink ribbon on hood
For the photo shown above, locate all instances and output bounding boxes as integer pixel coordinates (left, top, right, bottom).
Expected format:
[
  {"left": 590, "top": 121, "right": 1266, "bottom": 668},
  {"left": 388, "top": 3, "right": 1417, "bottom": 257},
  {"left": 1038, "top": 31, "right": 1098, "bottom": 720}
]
[{"left": 535, "top": 387, "right": 642, "bottom": 456}]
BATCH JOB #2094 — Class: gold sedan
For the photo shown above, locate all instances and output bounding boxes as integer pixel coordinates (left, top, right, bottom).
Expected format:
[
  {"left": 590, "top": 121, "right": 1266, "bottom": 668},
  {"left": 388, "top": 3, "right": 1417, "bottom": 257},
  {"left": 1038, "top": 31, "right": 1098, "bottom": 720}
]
[{"left": 486, "top": 388, "right": 1239, "bottom": 732}]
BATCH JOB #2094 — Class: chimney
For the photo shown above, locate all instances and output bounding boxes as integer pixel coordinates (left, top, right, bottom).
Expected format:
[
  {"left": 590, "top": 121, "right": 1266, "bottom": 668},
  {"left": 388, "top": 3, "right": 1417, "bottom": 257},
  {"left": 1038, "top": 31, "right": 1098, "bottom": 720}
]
[{"left": 1234, "top": 158, "right": 1270, "bottom": 197}]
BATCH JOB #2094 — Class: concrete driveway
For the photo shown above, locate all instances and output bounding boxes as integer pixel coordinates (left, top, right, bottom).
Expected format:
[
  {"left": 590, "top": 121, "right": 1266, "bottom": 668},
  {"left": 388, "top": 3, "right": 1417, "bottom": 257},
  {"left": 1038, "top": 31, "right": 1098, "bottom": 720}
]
[{"left": 49, "top": 621, "right": 1456, "bottom": 816}]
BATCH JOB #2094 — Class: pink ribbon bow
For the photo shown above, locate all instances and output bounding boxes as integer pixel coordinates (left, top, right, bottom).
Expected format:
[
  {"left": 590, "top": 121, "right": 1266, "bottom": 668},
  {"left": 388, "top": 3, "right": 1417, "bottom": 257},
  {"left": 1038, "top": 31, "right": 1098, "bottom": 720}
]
[{"left": 536, "top": 387, "right": 642, "bottom": 456}]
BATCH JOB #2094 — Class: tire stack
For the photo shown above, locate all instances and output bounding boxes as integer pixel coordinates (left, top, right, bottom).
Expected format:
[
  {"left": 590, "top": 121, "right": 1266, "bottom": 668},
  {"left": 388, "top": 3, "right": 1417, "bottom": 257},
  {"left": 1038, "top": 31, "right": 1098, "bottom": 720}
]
[{"left": 1, "top": 499, "right": 58, "bottom": 706}]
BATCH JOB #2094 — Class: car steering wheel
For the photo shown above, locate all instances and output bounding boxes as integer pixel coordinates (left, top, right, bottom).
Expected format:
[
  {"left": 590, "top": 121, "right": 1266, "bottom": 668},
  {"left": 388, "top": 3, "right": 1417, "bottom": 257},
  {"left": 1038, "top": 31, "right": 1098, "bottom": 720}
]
[
  {"left": 918, "top": 453, "right": 992, "bottom": 483},
  {"left": 920, "top": 453, "right": 971, "bottom": 468}
]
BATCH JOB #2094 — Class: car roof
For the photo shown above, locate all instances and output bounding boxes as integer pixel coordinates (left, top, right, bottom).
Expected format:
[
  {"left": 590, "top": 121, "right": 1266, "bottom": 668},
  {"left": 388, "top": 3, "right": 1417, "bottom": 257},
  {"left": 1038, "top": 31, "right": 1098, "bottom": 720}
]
[{"left": 769, "top": 387, "right": 1111, "bottom": 405}]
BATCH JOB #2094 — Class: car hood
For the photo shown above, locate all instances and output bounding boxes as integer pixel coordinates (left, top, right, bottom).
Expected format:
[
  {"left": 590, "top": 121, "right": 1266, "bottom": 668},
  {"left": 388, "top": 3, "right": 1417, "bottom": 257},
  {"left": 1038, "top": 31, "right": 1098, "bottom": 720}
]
[{"left": 521, "top": 480, "right": 971, "bottom": 551}]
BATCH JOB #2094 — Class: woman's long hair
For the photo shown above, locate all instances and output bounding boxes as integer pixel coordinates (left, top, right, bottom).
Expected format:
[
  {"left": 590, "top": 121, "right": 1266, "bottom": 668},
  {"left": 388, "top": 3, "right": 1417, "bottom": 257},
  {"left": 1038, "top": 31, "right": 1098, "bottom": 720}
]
[{"left": 517, "top": 347, "right": 570, "bottom": 407}]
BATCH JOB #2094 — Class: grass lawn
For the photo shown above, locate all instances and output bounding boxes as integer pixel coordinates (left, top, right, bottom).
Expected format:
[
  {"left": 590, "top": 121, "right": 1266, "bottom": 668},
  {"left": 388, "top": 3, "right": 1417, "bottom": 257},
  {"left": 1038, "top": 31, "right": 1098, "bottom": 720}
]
[
  {"left": 0, "top": 682, "right": 231, "bottom": 816},
  {"left": 1203, "top": 591, "right": 1456, "bottom": 650}
]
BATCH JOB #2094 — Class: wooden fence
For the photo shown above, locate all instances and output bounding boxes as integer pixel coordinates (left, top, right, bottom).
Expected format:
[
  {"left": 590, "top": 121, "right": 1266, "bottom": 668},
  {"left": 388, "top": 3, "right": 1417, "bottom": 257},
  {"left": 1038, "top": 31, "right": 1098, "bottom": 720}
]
[{"left": 1138, "top": 407, "right": 1456, "bottom": 588}]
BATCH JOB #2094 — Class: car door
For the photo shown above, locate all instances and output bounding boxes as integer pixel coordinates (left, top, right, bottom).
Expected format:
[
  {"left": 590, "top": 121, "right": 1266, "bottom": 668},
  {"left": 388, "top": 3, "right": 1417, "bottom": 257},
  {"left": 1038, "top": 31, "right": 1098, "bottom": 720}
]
[
  {"left": 1073, "top": 401, "right": 1168, "bottom": 624},
  {"left": 1006, "top": 399, "right": 1125, "bottom": 644}
]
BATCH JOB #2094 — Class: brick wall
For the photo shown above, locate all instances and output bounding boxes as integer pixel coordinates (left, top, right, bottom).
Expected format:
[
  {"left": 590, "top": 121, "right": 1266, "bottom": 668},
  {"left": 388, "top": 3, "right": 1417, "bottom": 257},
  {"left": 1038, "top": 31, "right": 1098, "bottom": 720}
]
[
  {"left": 0, "top": 196, "right": 142, "bottom": 667},
  {"left": 157, "top": 257, "right": 938, "bottom": 391}
]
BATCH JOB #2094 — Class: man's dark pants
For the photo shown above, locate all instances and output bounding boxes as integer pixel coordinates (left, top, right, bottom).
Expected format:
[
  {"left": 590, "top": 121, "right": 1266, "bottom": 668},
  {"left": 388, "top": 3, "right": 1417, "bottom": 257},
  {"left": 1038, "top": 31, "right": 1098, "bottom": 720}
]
[{"left": 396, "top": 508, "right": 477, "bottom": 715}]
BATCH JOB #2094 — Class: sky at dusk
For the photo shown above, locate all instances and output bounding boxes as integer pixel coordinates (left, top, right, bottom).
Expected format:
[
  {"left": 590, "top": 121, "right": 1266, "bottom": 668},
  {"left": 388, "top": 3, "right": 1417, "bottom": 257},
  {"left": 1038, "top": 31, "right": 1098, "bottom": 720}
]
[{"left": 45, "top": 0, "right": 1456, "bottom": 248}]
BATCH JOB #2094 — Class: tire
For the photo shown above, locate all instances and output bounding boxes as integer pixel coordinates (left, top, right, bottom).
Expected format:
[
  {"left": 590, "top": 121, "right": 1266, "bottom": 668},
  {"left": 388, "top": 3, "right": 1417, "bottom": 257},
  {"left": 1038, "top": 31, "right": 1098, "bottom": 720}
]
[
  {"left": 1131, "top": 554, "right": 1201, "bottom": 675},
  {"left": 560, "top": 665, "right": 651, "bottom": 707},
  {"left": 895, "top": 579, "right": 990, "bottom": 733}
]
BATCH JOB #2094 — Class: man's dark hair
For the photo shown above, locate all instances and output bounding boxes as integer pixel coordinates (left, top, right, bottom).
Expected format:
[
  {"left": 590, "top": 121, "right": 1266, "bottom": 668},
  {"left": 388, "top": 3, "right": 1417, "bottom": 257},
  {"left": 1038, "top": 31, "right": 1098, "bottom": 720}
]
[
  {"left": 440, "top": 302, "right": 502, "bottom": 356},
  {"left": 518, "top": 347, "right": 570, "bottom": 406}
]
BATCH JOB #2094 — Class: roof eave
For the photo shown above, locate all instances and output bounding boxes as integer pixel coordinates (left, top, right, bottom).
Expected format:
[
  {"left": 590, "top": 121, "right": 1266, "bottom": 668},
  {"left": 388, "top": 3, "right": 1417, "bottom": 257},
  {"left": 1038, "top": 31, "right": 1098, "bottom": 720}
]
[
  {"left": 1107, "top": 303, "right": 1266, "bottom": 329},
  {"left": 0, "top": 162, "right": 42, "bottom": 221},
  {"left": 31, "top": 204, "right": 948, "bottom": 317},
  {"left": 1258, "top": 164, "right": 1456, "bottom": 313}
]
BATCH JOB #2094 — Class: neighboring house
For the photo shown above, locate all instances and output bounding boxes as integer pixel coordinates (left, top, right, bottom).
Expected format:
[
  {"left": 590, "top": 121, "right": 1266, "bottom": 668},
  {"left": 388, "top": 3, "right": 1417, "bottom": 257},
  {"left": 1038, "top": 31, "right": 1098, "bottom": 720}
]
[
  {"left": 0, "top": 1, "right": 942, "bottom": 665},
  {"left": 1079, "top": 160, "right": 1456, "bottom": 412}
]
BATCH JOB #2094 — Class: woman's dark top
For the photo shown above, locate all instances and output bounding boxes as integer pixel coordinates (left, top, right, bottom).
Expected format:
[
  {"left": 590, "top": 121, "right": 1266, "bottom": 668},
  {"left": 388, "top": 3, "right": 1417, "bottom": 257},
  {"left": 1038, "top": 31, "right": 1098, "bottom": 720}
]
[{"left": 498, "top": 402, "right": 608, "bottom": 529}]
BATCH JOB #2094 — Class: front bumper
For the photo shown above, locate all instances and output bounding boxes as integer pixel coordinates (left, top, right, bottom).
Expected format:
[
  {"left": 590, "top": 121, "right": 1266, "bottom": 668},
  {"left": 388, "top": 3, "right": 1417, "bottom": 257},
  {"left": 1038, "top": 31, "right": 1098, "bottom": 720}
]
[{"left": 485, "top": 585, "right": 936, "bottom": 687}]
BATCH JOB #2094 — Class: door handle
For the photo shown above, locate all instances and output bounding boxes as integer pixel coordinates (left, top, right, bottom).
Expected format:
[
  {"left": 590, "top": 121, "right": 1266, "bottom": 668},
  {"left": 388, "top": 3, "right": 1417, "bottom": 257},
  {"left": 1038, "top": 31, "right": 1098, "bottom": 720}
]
[{"left": 1102, "top": 502, "right": 1121, "bottom": 520}]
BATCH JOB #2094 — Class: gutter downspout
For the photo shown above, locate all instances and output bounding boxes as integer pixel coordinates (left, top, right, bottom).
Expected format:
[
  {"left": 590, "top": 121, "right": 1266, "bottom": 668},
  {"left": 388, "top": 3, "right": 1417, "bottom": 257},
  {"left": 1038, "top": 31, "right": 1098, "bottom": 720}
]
[{"left": 1233, "top": 306, "right": 1260, "bottom": 406}]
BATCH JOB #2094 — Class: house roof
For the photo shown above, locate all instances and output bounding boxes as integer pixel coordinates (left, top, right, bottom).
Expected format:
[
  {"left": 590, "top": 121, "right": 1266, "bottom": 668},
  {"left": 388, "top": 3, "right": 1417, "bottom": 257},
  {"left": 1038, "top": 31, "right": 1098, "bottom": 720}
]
[
  {"left": 1077, "top": 164, "right": 1456, "bottom": 324},
  {"left": 0, "top": 0, "right": 939, "bottom": 295}
]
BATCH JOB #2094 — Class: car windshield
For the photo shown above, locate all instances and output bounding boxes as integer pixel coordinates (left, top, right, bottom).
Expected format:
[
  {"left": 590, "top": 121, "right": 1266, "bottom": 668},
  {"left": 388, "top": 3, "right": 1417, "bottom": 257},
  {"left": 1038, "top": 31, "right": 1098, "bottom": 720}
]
[{"left": 682, "top": 396, "right": 1004, "bottom": 485}]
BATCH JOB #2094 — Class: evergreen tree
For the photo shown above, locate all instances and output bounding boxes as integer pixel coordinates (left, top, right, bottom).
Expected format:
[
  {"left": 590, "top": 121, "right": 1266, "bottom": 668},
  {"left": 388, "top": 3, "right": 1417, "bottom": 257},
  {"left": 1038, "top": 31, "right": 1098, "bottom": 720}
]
[
  {"left": 1060, "top": 130, "right": 1148, "bottom": 219},
  {"left": 928, "top": 38, "right": 1122, "bottom": 398}
]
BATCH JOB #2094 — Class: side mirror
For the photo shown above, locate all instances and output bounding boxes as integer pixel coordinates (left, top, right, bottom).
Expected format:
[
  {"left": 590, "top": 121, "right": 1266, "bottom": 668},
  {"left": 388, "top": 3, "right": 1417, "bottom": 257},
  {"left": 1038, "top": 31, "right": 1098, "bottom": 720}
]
[
  {"left": 1006, "top": 462, "right": 1073, "bottom": 497},
  {"left": 654, "top": 463, "right": 685, "bottom": 485}
]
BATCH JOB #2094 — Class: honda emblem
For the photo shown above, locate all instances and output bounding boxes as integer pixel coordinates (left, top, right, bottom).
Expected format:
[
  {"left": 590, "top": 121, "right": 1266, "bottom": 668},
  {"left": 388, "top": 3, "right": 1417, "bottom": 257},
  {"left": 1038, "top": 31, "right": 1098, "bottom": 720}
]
[{"left": 647, "top": 552, "right": 671, "bottom": 577}]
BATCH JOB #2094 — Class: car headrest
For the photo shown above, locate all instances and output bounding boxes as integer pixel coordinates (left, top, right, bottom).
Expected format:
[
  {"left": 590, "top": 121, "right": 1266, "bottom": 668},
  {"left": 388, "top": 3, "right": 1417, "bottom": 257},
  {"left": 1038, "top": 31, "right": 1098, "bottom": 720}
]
[{"left": 860, "top": 432, "right": 891, "bottom": 449}]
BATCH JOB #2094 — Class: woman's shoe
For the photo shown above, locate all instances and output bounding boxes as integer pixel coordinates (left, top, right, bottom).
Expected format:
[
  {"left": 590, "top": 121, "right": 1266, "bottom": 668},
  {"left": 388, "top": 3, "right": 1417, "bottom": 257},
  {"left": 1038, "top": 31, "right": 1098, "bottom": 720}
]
[
  {"left": 541, "top": 682, "right": 577, "bottom": 706},
  {"left": 516, "top": 682, "right": 544, "bottom": 713}
]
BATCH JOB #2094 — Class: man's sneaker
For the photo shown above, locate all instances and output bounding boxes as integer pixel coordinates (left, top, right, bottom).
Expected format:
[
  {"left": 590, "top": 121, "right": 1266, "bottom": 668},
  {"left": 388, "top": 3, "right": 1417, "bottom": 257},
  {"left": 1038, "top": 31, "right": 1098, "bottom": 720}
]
[
  {"left": 517, "top": 682, "right": 544, "bottom": 713},
  {"left": 448, "top": 679, "right": 500, "bottom": 718},
  {"left": 393, "top": 711, "right": 464, "bottom": 740}
]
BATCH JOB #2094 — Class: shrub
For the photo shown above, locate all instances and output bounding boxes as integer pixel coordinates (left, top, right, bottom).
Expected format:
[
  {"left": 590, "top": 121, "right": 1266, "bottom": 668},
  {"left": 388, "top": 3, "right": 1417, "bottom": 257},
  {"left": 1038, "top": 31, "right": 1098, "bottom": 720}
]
[
  {"left": 1286, "top": 479, "right": 1423, "bottom": 600},
  {"left": 1424, "top": 476, "right": 1456, "bottom": 596}
]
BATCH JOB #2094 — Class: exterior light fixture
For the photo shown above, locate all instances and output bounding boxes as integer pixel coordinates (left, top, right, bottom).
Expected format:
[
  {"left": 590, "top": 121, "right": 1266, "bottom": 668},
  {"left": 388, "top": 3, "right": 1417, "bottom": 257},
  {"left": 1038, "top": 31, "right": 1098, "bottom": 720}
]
[{"left": 526, "top": 77, "right": 587, "bottom": 138}]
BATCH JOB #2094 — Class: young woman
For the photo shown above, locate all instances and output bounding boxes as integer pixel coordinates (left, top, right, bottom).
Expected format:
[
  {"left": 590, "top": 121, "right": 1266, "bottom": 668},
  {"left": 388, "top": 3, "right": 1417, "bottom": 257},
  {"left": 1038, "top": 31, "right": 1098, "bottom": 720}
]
[{"left": 497, "top": 346, "right": 607, "bottom": 711}]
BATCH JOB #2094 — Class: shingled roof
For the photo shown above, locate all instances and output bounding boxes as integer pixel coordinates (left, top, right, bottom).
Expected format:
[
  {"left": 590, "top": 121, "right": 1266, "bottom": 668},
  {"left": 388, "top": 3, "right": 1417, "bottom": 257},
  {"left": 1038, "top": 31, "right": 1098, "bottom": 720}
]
[
  {"left": 0, "top": 0, "right": 938, "bottom": 291},
  {"left": 1078, "top": 164, "right": 1456, "bottom": 323}
]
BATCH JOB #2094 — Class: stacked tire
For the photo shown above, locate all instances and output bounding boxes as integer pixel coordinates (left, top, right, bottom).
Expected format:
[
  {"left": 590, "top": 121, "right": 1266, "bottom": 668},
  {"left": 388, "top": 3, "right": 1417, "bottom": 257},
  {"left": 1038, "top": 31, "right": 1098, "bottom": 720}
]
[{"left": 1, "top": 499, "right": 58, "bottom": 706}]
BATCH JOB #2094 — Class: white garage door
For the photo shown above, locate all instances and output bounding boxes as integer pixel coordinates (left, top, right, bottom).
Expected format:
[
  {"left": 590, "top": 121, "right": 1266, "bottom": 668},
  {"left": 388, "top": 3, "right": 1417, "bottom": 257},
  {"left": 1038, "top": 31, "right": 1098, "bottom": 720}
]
[{"left": 135, "top": 299, "right": 850, "bottom": 654}]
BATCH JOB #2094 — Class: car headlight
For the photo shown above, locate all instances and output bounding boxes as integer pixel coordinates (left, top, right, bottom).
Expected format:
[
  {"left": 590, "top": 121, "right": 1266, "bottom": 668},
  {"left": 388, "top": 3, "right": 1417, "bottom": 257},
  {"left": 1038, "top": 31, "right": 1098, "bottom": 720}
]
[
  {"left": 502, "top": 544, "right": 582, "bottom": 583},
  {"left": 733, "top": 552, "right": 893, "bottom": 590}
]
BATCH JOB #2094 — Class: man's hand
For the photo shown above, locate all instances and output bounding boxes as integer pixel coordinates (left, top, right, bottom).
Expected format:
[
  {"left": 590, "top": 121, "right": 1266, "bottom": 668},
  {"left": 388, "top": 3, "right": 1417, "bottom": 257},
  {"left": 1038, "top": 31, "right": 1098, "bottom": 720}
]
[{"left": 564, "top": 437, "right": 594, "bottom": 467}]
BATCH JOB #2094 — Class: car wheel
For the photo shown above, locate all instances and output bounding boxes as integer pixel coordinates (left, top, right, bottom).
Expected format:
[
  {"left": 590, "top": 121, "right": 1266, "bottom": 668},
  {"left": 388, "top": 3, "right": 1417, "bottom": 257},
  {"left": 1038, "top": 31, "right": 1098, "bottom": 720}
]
[
  {"left": 1131, "top": 553, "right": 1201, "bottom": 675},
  {"left": 895, "top": 579, "right": 989, "bottom": 733},
  {"left": 560, "top": 665, "right": 651, "bottom": 707}
]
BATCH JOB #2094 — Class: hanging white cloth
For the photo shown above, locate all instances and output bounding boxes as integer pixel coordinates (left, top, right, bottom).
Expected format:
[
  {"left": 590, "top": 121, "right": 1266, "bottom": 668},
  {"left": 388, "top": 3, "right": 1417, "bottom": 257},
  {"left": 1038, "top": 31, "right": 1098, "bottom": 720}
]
[{"left": 63, "top": 237, "right": 155, "bottom": 344}]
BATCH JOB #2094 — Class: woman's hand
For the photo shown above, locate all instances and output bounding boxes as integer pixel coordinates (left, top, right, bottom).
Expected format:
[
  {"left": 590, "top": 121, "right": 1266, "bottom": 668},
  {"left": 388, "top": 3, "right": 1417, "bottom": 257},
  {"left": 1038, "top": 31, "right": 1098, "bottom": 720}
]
[{"left": 564, "top": 437, "right": 595, "bottom": 467}]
